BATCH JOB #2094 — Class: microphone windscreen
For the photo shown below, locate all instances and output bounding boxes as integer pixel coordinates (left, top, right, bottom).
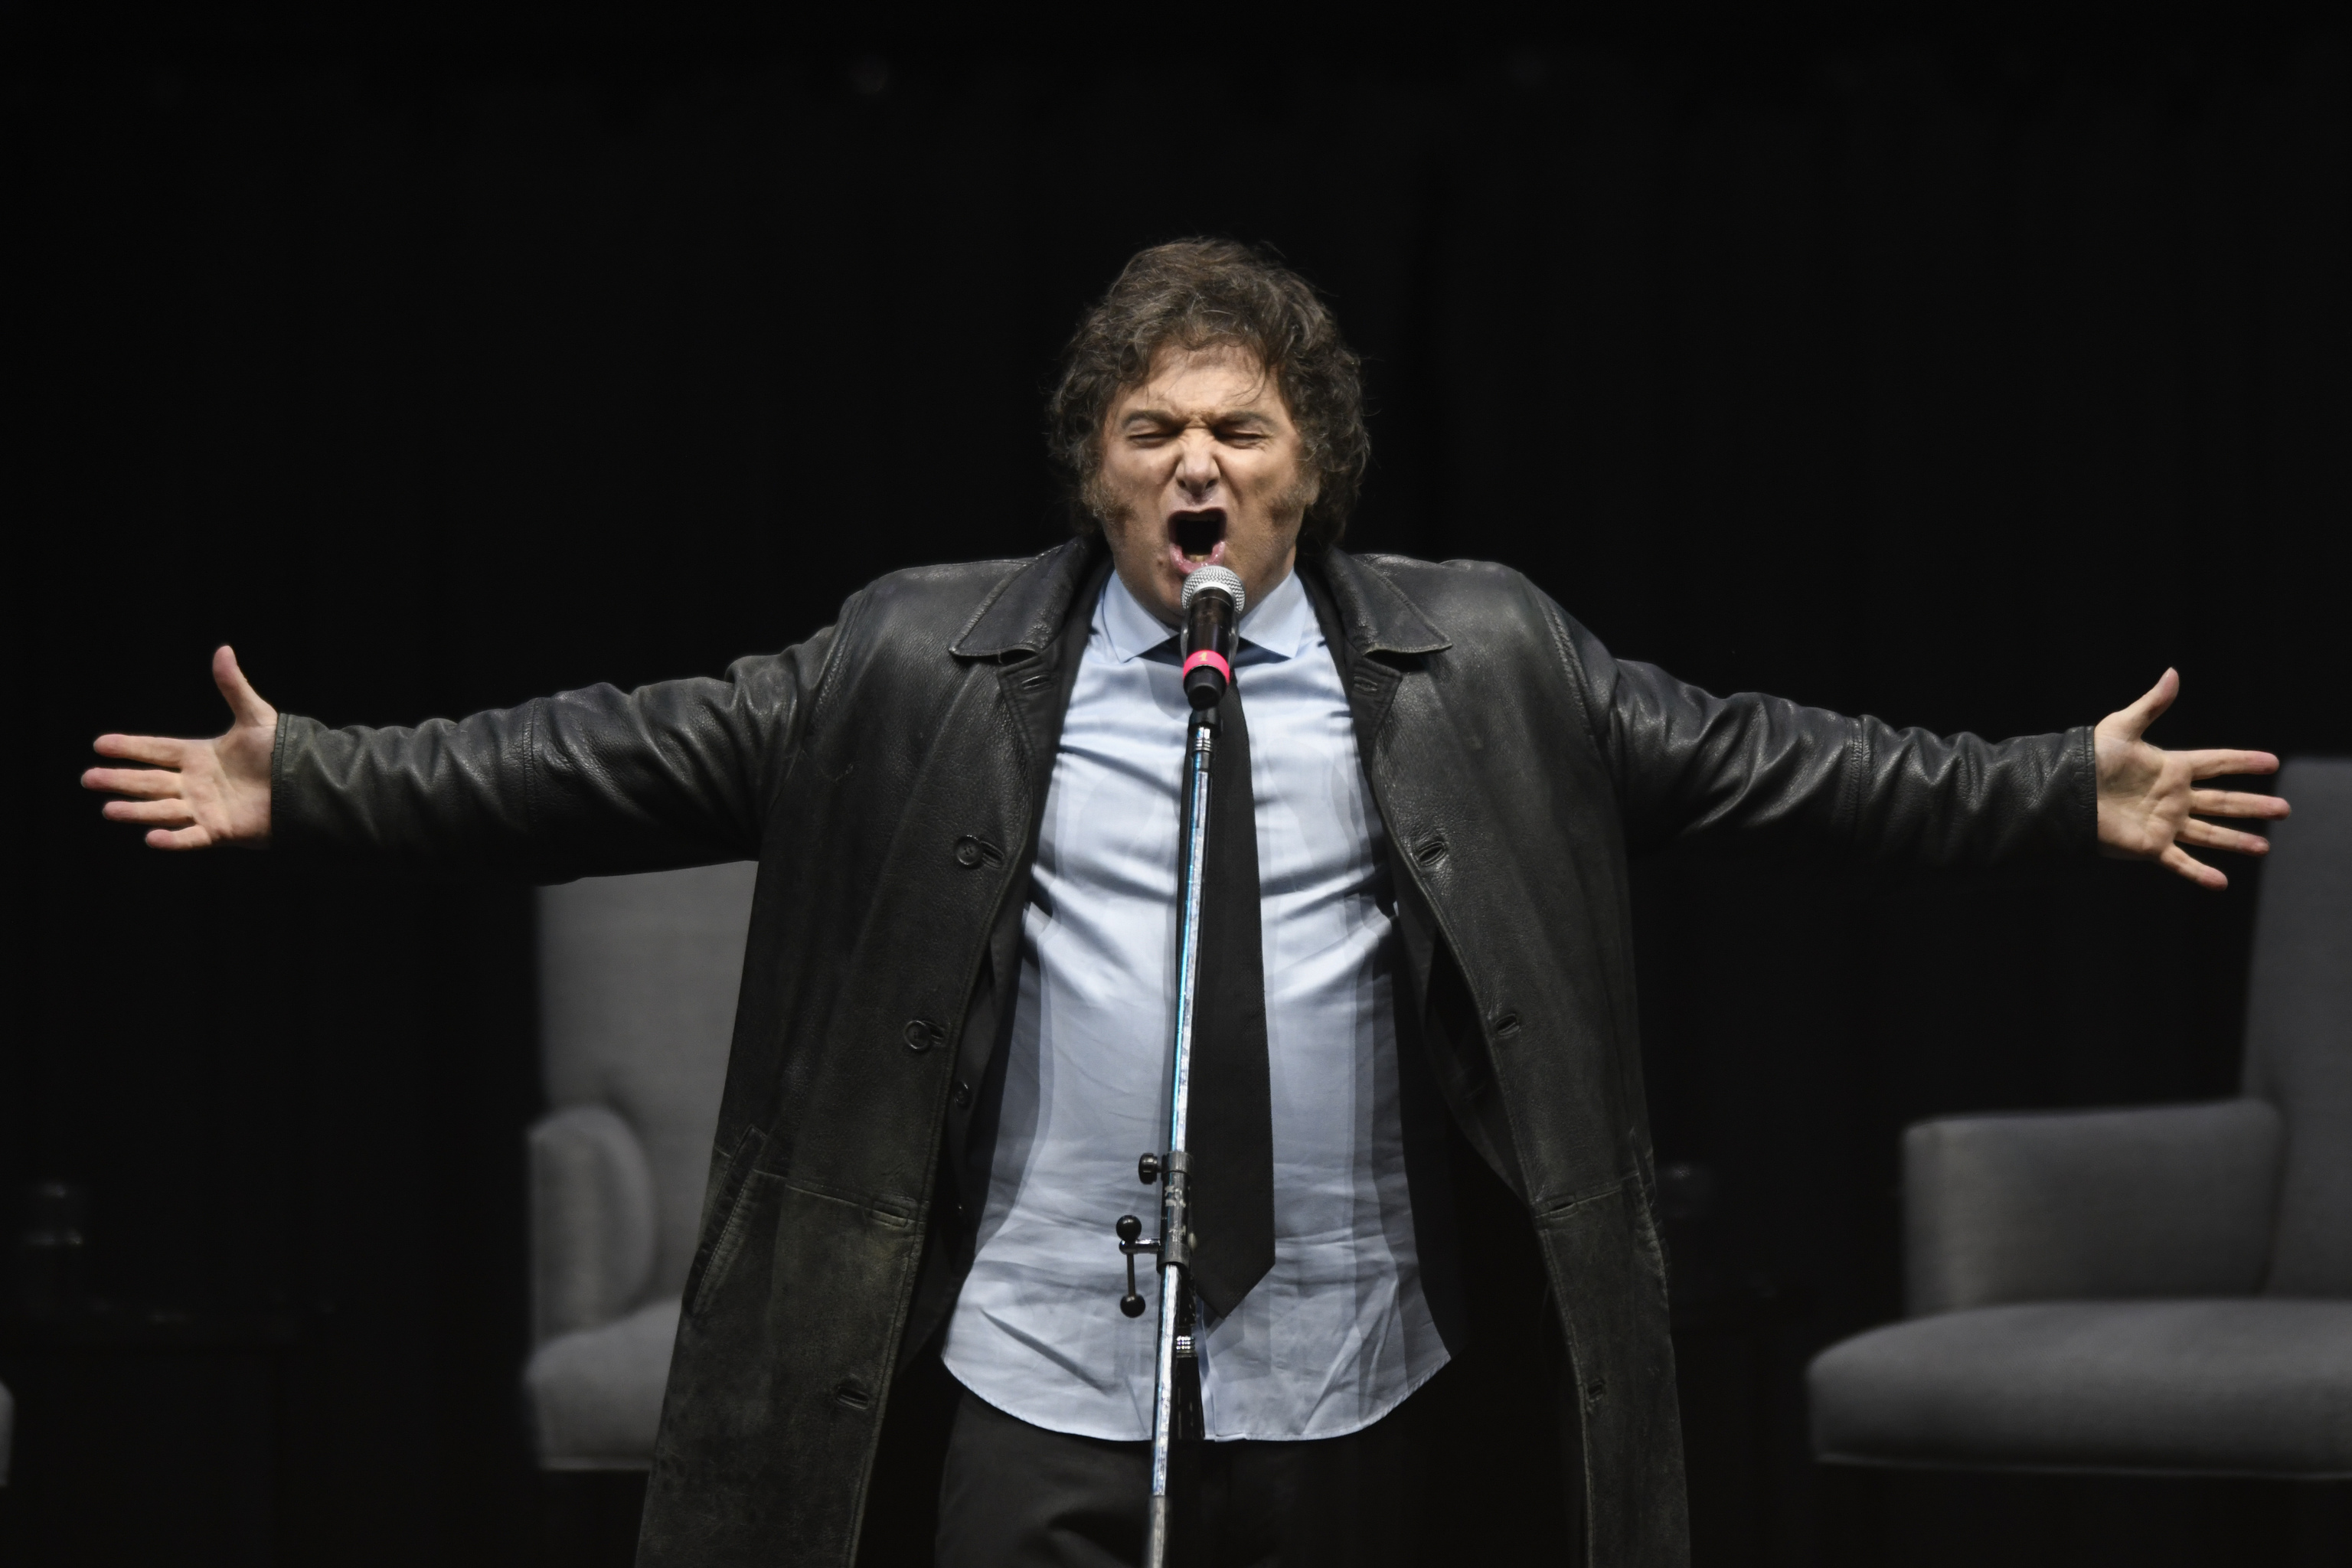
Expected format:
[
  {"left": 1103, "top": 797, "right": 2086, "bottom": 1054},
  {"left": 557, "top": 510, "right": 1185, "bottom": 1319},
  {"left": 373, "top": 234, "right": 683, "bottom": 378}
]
[{"left": 1180, "top": 566, "right": 1246, "bottom": 619}]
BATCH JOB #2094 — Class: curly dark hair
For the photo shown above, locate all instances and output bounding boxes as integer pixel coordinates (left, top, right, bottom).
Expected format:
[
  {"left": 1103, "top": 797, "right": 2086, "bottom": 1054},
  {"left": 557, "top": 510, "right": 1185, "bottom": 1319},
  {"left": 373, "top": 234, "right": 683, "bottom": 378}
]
[{"left": 1047, "top": 239, "right": 1368, "bottom": 553}]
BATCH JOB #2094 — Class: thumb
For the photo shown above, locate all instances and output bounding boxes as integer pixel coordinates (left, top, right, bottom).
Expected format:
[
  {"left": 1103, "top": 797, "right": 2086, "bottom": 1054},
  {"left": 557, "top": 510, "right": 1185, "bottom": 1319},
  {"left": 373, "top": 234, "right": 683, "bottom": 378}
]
[
  {"left": 2102, "top": 667, "right": 2178, "bottom": 743},
  {"left": 213, "top": 645, "right": 277, "bottom": 729}
]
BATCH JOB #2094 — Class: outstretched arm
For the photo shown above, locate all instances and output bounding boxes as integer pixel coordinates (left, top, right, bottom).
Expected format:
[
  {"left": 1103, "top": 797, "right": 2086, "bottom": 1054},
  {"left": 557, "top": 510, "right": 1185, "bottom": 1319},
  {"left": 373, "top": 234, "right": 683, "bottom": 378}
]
[
  {"left": 2094, "top": 668, "right": 2286, "bottom": 889},
  {"left": 1556, "top": 596, "right": 2285, "bottom": 877},
  {"left": 83, "top": 629, "right": 832, "bottom": 878},
  {"left": 83, "top": 645, "right": 276, "bottom": 850}
]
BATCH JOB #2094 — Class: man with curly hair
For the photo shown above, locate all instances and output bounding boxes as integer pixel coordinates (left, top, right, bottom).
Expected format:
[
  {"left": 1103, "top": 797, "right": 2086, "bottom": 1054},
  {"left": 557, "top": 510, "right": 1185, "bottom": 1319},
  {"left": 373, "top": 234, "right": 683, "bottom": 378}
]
[{"left": 87, "top": 240, "right": 2283, "bottom": 1568}]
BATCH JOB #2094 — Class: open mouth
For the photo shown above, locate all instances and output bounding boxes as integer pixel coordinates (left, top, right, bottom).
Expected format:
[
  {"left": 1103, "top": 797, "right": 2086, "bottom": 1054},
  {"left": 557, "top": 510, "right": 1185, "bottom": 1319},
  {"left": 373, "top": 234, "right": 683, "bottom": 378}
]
[{"left": 1168, "top": 508, "right": 1227, "bottom": 565}]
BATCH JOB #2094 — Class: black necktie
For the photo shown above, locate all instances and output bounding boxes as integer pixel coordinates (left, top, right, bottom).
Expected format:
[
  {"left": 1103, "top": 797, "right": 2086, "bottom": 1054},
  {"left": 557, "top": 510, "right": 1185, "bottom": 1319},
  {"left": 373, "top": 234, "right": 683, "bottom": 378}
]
[{"left": 1183, "top": 675, "right": 1276, "bottom": 1319}]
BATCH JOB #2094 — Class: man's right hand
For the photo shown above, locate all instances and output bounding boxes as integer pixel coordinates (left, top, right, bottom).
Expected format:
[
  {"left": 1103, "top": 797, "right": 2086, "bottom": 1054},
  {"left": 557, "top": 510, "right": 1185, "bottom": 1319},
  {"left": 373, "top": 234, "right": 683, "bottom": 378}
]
[{"left": 83, "top": 645, "right": 278, "bottom": 850}]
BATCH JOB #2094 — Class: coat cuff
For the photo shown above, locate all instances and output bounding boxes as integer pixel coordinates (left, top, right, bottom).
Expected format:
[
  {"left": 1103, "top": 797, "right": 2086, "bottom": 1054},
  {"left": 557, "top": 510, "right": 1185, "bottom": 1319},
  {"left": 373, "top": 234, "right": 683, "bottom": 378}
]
[{"left": 2066, "top": 724, "right": 2100, "bottom": 853}]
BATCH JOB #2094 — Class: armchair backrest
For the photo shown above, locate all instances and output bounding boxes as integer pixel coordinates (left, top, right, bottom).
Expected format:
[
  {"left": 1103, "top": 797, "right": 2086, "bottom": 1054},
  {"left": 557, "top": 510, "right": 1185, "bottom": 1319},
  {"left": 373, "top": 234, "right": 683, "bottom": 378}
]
[
  {"left": 537, "top": 861, "right": 756, "bottom": 1304},
  {"left": 2241, "top": 758, "right": 2352, "bottom": 1296}
]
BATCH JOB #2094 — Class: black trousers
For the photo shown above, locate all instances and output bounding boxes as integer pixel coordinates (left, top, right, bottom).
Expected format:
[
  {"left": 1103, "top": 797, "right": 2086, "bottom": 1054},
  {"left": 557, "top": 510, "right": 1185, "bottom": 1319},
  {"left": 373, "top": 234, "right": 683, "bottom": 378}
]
[{"left": 934, "top": 1380, "right": 1436, "bottom": 1568}]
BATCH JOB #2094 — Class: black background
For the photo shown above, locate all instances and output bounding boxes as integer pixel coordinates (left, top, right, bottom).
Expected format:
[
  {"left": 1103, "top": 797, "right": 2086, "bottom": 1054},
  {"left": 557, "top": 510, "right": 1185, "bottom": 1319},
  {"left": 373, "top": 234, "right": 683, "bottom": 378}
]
[{"left": 6, "top": 11, "right": 2349, "bottom": 1566}]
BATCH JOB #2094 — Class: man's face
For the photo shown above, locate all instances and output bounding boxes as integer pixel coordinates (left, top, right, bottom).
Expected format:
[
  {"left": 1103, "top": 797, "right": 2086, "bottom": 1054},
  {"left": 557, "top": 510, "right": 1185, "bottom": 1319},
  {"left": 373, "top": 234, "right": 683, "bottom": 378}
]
[{"left": 1093, "top": 343, "right": 1320, "bottom": 626}]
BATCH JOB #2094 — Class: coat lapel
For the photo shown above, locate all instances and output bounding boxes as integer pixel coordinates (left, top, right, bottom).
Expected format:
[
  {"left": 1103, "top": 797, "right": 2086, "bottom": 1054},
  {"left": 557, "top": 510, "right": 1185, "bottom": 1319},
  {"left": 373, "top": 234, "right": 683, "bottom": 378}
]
[{"left": 950, "top": 535, "right": 1106, "bottom": 661}]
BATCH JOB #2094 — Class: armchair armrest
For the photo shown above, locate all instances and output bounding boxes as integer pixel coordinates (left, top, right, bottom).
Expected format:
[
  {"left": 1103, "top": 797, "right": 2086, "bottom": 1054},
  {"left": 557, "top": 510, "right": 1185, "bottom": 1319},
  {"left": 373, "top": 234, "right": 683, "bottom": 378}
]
[
  {"left": 1904, "top": 1099, "right": 2280, "bottom": 1315},
  {"left": 529, "top": 1104, "right": 658, "bottom": 1343}
]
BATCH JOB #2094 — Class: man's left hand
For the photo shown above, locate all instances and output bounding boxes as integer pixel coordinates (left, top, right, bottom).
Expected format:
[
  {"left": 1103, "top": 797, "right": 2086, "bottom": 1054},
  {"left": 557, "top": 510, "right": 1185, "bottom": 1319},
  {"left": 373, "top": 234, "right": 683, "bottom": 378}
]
[{"left": 2095, "top": 668, "right": 2288, "bottom": 890}]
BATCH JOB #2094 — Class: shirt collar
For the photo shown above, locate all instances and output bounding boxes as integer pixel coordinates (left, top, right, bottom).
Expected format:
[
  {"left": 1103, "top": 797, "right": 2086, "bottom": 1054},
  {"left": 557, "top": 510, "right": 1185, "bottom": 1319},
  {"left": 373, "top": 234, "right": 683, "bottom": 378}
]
[{"left": 1097, "top": 565, "right": 1315, "bottom": 665}]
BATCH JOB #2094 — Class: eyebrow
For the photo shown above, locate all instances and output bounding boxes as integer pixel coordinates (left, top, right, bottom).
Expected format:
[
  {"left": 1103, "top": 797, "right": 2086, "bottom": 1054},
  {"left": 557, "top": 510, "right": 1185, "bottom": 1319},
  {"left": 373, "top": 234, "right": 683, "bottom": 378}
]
[{"left": 1119, "top": 405, "right": 1279, "bottom": 427}]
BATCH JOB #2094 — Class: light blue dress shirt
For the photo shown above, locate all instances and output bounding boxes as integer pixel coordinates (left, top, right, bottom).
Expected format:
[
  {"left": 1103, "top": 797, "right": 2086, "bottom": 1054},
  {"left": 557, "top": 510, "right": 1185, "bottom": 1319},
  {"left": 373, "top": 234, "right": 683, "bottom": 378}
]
[{"left": 940, "top": 566, "right": 1452, "bottom": 1442}]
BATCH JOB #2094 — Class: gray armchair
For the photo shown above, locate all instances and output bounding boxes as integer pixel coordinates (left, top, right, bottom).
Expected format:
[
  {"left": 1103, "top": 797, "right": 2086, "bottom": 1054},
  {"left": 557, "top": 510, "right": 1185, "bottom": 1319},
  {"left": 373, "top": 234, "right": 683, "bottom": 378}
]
[
  {"left": 1810, "top": 757, "right": 2352, "bottom": 1476},
  {"left": 523, "top": 862, "right": 754, "bottom": 1470}
]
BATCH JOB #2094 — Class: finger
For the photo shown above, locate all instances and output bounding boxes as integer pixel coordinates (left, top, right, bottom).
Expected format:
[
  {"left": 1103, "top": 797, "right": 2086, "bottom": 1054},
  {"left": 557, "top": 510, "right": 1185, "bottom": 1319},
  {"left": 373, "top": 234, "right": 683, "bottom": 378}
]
[
  {"left": 2185, "top": 750, "right": 2280, "bottom": 781},
  {"left": 82, "top": 766, "right": 185, "bottom": 799},
  {"left": 2105, "top": 668, "right": 2179, "bottom": 743},
  {"left": 104, "top": 799, "right": 198, "bottom": 827},
  {"left": 92, "top": 733, "right": 191, "bottom": 766},
  {"left": 214, "top": 645, "right": 273, "bottom": 728},
  {"left": 2190, "top": 788, "right": 2292, "bottom": 819},
  {"left": 2178, "top": 818, "right": 2270, "bottom": 857},
  {"left": 145, "top": 824, "right": 217, "bottom": 851},
  {"left": 2159, "top": 842, "right": 2227, "bottom": 890}
]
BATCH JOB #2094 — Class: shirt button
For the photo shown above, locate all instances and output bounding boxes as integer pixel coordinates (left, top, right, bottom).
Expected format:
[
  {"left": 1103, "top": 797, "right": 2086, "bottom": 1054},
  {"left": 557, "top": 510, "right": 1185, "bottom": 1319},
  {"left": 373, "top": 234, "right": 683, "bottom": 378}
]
[
  {"left": 953, "top": 1080, "right": 974, "bottom": 1109},
  {"left": 954, "top": 836, "right": 983, "bottom": 868},
  {"left": 903, "top": 1019, "right": 944, "bottom": 1053}
]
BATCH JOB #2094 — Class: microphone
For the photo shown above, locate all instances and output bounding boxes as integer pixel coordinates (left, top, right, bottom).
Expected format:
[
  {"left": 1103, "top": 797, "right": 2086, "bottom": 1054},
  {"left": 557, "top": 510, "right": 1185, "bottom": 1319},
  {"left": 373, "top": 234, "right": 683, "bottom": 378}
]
[{"left": 1180, "top": 567, "right": 1246, "bottom": 711}]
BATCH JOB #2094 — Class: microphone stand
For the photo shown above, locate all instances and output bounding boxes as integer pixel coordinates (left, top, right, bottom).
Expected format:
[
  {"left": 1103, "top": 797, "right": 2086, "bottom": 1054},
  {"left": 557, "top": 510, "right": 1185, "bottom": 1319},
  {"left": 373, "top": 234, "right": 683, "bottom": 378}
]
[{"left": 1114, "top": 569, "right": 1240, "bottom": 1568}]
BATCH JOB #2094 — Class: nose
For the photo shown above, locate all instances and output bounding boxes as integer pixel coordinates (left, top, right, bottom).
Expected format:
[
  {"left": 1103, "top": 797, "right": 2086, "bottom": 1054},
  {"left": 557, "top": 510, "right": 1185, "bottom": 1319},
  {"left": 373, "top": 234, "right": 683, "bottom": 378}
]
[{"left": 1173, "top": 434, "right": 1220, "bottom": 501}]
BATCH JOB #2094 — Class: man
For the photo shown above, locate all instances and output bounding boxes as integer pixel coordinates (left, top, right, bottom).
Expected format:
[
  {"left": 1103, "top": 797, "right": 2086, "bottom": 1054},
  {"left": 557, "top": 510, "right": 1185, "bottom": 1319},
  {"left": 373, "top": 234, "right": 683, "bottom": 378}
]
[{"left": 86, "top": 240, "right": 2285, "bottom": 1568}]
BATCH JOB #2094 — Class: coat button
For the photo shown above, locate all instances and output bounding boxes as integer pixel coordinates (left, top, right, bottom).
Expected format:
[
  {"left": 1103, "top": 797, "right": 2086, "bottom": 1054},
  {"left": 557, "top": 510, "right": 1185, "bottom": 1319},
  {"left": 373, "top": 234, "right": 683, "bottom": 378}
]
[
  {"left": 903, "top": 1019, "right": 945, "bottom": 1053},
  {"left": 954, "top": 836, "right": 983, "bottom": 868},
  {"left": 953, "top": 1080, "right": 974, "bottom": 1109}
]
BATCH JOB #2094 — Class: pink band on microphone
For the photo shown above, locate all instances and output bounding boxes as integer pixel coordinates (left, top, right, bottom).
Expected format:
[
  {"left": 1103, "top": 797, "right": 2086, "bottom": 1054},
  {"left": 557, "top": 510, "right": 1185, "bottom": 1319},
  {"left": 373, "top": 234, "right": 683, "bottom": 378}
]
[{"left": 1182, "top": 649, "right": 1232, "bottom": 684}]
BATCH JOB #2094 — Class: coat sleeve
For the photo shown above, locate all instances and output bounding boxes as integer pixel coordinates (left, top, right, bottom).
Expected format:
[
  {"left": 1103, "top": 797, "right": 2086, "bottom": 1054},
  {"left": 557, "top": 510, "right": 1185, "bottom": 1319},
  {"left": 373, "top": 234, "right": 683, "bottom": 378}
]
[
  {"left": 1548, "top": 603, "right": 2096, "bottom": 866},
  {"left": 270, "top": 623, "right": 843, "bottom": 881}
]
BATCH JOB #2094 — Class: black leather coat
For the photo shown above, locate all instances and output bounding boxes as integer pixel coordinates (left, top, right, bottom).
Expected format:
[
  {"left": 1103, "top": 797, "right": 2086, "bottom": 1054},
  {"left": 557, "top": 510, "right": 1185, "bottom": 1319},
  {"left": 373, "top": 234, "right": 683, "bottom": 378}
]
[{"left": 273, "top": 538, "right": 2094, "bottom": 1566}]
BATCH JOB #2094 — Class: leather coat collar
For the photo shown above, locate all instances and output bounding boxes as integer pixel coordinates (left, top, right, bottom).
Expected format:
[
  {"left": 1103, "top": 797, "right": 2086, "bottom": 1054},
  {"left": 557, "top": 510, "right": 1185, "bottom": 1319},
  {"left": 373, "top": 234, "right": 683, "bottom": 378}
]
[
  {"left": 1315, "top": 548, "right": 1451, "bottom": 658},
  {"left": 949, "top": 535, "right": 1451, "bottom": 662}
]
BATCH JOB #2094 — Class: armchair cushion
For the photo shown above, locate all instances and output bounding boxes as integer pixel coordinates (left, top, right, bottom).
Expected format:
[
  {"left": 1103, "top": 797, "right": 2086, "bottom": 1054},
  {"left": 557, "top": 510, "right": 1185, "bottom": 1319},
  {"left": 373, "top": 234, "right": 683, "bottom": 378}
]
[
  {"left": 537, "top": 862, "right": 750, "bottom": 1303},
  {"left": 1904, "top": 1099, "right": 2280, "bottom": 1315},
  {"left": 1809, "top": 1298, "right": 2352, "bottom": 1475},
  {"left": 529, "top": 1104, "right": 658, "bottom": 1342},
  {"left": 524, "top": 1298, "right": 682, "bottom": 1469}
]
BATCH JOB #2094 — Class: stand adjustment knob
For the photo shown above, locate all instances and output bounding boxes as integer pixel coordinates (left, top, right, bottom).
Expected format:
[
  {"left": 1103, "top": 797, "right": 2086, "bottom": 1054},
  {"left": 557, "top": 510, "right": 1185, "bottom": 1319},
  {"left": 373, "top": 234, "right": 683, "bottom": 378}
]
[
  {"left": 1138, "top": 1153, "right": 1164, "bottom": 1184},
  {"left": 1115, "top": 1214, "right": 1155, "bottom": 1318}
]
